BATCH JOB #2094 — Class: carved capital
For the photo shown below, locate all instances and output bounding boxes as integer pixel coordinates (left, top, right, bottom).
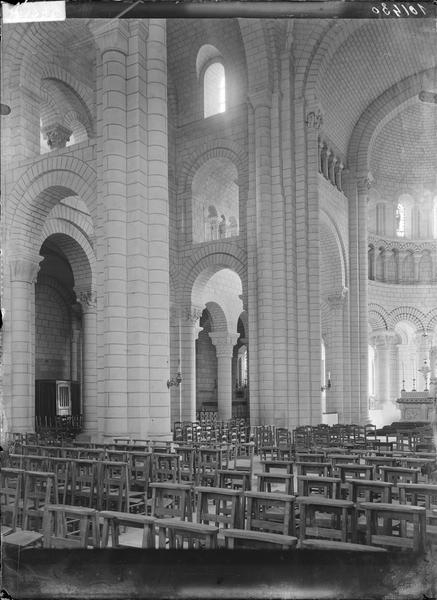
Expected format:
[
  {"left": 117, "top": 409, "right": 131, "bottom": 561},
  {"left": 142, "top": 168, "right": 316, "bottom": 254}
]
[
  {"left": 306, "top": 109, "right": 323, "bottom": 129},
  {"left": 248, "top": 90, "right": 272, "bottom": 111},
  {"left": 78, "top": 291, "right": 97, "bottom": 313},
  {"left": 186, "top": 306, "right": 204, "bottom": 325},
  {"left": 370, "top": 328, "right": 398, "bottom": 347},
  {"left": 209, "top": 331, "right": 240, "bottom": 356},
  {"left": 89, "top": 20, "right": 129, "bottom": 56},
  {"left": 42, "top": 123, "right": 72, "bottom": 150},
  {"left": 328, "top": 287, "right": 348, "bottom": 308},
  {"left": 10, "top": 256, "right": 41, "bottom": 283},
  {"left": 357, "top": 171, "right": 375, "bottom": 191}
]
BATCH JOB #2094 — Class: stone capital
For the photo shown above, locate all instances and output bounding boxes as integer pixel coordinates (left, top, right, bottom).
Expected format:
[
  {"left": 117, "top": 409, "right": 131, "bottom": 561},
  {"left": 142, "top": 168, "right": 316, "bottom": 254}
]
[
  {"left": 209, "top": 331, "right": 239, "bottom": 356},
  {"left": 370, "top": 328, "right": 398, "bottom": 347},
  {"left": 306, "top": 108, "right": 323, "bottom": 130},
  {"left": 10, "top": 255, "right": 42, "bottom": 283},
  {"left": 89, "top": 20, "right": 130, "bottom": 56},
  {"left": 357, "top": 171, "right": 375, "bottom": 192},
  {"left": 248, "top": 89, "right": 272, "bottom": 111},
  {"left": 41, "top": 123, "right": 72, "bottom": 150},
  {"left": 186, "top": 305, "right": 204, "bottom": 325},
  {"left": 327, "top": 287, "right": 348, "bottom": 309},
  {"left": 78, "top": 290, "right": 97, "bottom": 314}
]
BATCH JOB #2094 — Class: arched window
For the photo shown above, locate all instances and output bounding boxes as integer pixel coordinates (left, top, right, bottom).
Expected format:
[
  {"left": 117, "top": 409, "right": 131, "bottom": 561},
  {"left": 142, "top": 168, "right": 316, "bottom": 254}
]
[
  {"left": 395, "top": 203, "right": 405, "bottom": 237},
  {"left": 203, "top": 62, "right": 226, "bottom": 118}
]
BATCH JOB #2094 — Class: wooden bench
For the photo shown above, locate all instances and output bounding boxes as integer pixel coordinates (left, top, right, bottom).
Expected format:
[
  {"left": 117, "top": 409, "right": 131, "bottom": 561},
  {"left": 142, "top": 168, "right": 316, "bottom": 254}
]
[
  {"left": 359, "top": 502, "right": 426, "bottom": 552},
  {"left": 156, "top": 518, "right": 219, "bottom": 549},
  {"left": 223, "top": 528, "right": 298, "bottom": 550}
]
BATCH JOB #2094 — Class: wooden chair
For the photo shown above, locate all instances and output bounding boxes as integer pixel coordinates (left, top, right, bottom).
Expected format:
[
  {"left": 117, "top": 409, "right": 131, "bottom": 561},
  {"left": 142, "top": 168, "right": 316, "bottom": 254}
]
[
  {"left": 70, "top": 459, "right": 99, "bottom": 508},
  {"left": 175, "top": 446, "right": 196, "bottom": 484},
  {"left": 151, "top": 453, "right": 181, "bottom": 483},
  {"left": 378, "top": 466, "right": 420, "bottom": 500},
  {"left": 149, "top": 482, "right": 192, "bottom": 520},
  {"left": 156, "top": 518, "right": 219, "bottom": 549},
  {"left": 22, "top": 470, "right": 58, "bottom": 531},
  {"left": 61, "top": 447, "right": 82, "bottom": 460},
  {"left": 7, "top": 454, "right": 24, "bottom": 469},
  {"left": 22, "top": 454, "right": 49, "bottom": 472},
  {"left": 0, "top": 468, "right": 24, "bottom": 531},
  {"left": 49, "top": 457, "right": 71, "bottom": 504},
  {"left": 1, "top": 528, "right": 43, "bottom": 550},
  {"left": 335, "top": 463, "right": 375, "bottom": 483},
  {"left": 297, "top": 475, "right": 341, "bottom": 499},
  {"left": 195, "top": 486, "right": 242, "bottom": 530},
  {"left": 42, "top": 504, "right": 100, "bottom": 548},
  {"left": 359, "top": 502, "right": 427, "bottom": 553},
  {"left": 346, "top": 479, "right": 393, "bottom": 504},
  {"left": 100, "top": 510, "right": 156, "bottom": 549},
  {"left": 244, "top": 491, "right": 295, "bottom": 536},
  {"left": 296, "top": 453, "right": 325, "bottom": 463},
  {"left": 196, "top": 447, "right": 227, "bottom": 487},
  {"left": 296, "top": 496, "right": 356, "bottom": 543},
  {"left": 260, "top": 459, "right": 294, "bottom": 475},
  {"left": 364, "top": 455, "right": 398, "bottom": 469},
  {"left": 398, "top": 482, "right": 437, "bottom": 540},
  {"left": 223, "top": 528, "right": 298, "bottom": 550},
  {"left": 99, "top": 461, "right": 129, "bottom": 512},
  {"left": 255, "top": 472, "right": 294, "bottom": 496},
  {"left": 327, "top": 454, "right": 360, "bottom": 467},
  {"left": 296, "top": 462, "right": 332, "bottom": 478},
  {"left": 22, "top": 445, "right": 43, "bottom": 457},
  {"left": 218, "top": 469, "right": 251, "bottom": 492},
  {"left": 128, "top": 451, "right": 152, "bottom": 513}
]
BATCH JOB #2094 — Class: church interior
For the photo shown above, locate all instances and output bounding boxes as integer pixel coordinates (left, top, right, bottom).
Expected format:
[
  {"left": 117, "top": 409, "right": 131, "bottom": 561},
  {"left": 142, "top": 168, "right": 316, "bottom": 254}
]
[{"left": 1, "top": 12, "right": 437, "bottom": 598}]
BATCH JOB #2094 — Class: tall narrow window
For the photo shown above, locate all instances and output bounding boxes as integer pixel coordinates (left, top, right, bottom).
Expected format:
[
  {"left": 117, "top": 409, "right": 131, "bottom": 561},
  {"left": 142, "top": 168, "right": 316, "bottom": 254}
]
[
  {"left": 395, "top": 203, "right": 405, "bottom": 237},
  {"left": 204, "top": 62, "right": 226, "bottom": 118},
  {"left": 433, "top": 199, "right": 437, "bottom": 238}
]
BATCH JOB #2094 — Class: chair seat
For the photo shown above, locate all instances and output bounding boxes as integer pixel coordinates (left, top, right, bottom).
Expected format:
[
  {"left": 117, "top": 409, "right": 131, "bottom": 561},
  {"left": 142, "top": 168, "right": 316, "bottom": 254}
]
[
  {"left": 2, "top": 530, "right": 43, "bottom": 547},
  {"left": 1, "top": 525, "right": 13, "bottom": 537}
]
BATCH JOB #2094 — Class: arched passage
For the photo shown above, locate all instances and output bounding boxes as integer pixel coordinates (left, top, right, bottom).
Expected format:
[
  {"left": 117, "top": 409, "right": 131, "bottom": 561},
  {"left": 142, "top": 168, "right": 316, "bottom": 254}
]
[
  {"left": 172, "top": 262, "right": 244, "bottom": 424},
  {"left": 34, "top": 231, "right": 97, "bottom": 434}
]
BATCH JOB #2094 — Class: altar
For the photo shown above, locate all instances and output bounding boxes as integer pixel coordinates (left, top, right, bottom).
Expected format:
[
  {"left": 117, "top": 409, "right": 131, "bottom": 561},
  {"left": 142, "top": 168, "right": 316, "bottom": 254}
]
[{"left": 396, "top": 391, "right": 436, "bottom": 422}]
